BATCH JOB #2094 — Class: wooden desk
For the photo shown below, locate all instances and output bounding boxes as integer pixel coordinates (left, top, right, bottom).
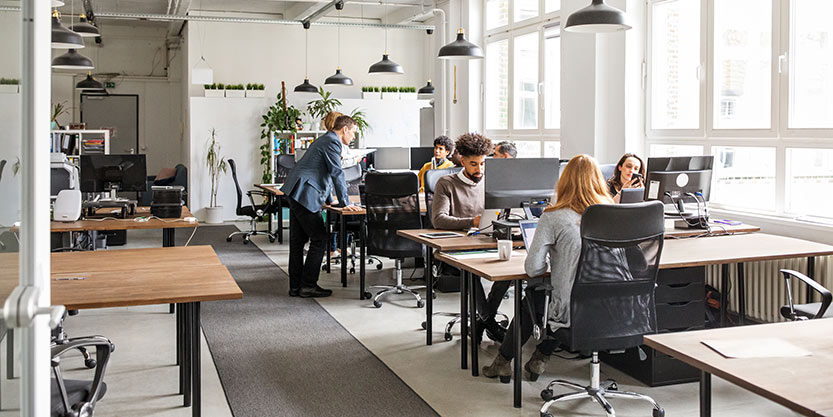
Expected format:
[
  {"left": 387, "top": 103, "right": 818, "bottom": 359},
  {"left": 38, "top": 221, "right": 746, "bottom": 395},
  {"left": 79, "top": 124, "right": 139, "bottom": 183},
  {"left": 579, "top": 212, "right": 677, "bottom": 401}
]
[
  {"left": 434, "top": 233, "right": 833, "bottom": 409},
  {"left": 253, "top": 184, "right": 285, "bottom": 243},
  {"left": 644, "top": 319, "right": 833, "bottom": 417},
  {"left": 663, "top": 221, "right": 759, "bottom": 238},
  {"left": 51, "top": 206, "right": 195, "bottom": 234}
]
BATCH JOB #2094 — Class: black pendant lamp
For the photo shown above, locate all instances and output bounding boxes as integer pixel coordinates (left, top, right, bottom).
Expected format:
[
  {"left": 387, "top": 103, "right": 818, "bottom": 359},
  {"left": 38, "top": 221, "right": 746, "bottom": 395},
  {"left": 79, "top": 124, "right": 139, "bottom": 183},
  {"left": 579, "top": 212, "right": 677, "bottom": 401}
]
[
  {"left": 418, "top": 80, "right": 435, "bottom": 94},
  {"left": 52, "top": 12, "right": 84, "bottom": 49},
  {"left": 565, "top": 0, "right": 631, "bottom": 33},
  {"left": 368, "top": 2, "right": 404, "bottom": 74},
  {"left": 70, "top": 14, "right": 100, "bottom": 38},
  {"left": 295, "top": 27, "right": 319, "bottom": 92},
  {"left": 325, "top": 7, "right": 353, "bottom": 86},
  {"left": 438, "top": 28, "right": 483, "bottom": 60},
  {"left": 52, "top": 49, "right": 94, "bottom": 70},
  {"left": 76, "top": 73, "right": 104, "bottom": 90}
]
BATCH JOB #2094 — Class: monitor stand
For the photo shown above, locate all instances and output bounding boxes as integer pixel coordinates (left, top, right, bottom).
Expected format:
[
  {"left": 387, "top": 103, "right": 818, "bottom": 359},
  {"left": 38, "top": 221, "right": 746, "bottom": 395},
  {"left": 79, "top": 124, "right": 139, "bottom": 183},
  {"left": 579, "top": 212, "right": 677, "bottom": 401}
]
[
  {"left": 84, "top": 189, "right": 137, "bottom": 218},
  {"left": 492, "top": 209, "right": 523, "bottom": 241}
]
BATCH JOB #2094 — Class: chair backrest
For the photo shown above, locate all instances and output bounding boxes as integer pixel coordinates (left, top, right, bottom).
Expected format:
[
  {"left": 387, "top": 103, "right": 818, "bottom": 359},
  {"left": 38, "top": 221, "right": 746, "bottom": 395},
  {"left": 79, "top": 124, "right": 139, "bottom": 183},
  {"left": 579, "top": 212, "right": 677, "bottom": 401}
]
[
  {"left": 567, "top": 201, "right": 665, "bottom": 352},
  {"left": 599, "top": 163, "right": 616, "bottom": 182},
  {"left": 275, "top": 154, "right": 296, "bottom": 183},
  {"left": 363, "top": 171, "right": 423, "bottom": 259},
  {"left": 343, "top": 163, "right": 363, "bottom": 195},
  {"left": 227, "top": 159, "right": 245, "bottom": 213},
  {"left": 423, "top": 167, "right": 462, "bottom": 228}
]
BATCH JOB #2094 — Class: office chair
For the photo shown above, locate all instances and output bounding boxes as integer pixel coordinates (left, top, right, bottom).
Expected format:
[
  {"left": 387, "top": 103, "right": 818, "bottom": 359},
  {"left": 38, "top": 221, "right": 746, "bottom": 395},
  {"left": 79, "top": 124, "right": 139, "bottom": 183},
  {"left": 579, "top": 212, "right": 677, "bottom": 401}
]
[
  {"left": 779, "top": 269, "right": 832, "bottom": 320},
  {"left": 226, "top": 159, "right": 279, "bottom": 244},
  {"left": 423, "top": 167, "right": 462, "bottom": 229},
  {"left": 51, "top": 315, "right": 114, "bottom": 417},
  {"left": 275, "top": 154, "right": 296, "bottom": 183},
  {"left": 52, "top": 310, "right": 97, "bottom": 369},
  {"left": 538, "top": 201, "right": 666, "bottom": 417},
  {"left": 328, "top": 164, "right": 382, "bottom": 273},
  {"left": 363, "top": 171, "right": 426, "bottom": 308}
]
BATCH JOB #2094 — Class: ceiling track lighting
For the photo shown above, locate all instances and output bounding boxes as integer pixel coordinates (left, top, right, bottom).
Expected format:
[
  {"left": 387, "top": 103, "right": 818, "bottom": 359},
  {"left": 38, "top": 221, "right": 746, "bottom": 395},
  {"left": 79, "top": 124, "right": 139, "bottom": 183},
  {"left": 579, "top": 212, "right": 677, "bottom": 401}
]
[
  {"left": 295, "top": 25, "right": 319, "bottom": 92},
  {"left": 70, "top": 14, "right": 100, "bottom": 38},
  {"left": 369, "top": 2, "right": 404, "bottom": 75},
  {"left": 325, "top": 7, "right": 352, "bottom": 86},
  {"left": 51, "top": 12, "right": 84, "bottom": 49},
  {"left": 564, "top": 0, "right": 631, "bottom": 33}
]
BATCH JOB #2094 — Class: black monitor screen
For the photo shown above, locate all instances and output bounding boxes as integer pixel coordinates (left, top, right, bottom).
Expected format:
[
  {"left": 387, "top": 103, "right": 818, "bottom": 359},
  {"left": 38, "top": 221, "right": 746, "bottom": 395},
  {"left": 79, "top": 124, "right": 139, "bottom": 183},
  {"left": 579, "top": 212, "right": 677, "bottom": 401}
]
[
  {"left": 80, "top": 154, "right": 148, "bottom": 192},
  {"left": 409, "top": 147, "right": 435, "bottom": 170},
  {"left": 645, "top": 156, "right": 714, "bottom": 203},
  {"left": 485, "top": 158, "right": 560, "bottom": 209}
]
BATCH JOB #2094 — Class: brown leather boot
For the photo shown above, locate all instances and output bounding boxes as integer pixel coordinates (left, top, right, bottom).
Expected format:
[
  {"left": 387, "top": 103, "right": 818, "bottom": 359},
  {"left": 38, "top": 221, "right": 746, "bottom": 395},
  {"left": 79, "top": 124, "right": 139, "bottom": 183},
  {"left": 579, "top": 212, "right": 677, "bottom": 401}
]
[
  {"left": 524, "top": 349, "right": 551, "bottom": 381},
  {"left": 482, "top": 354, "right": 512, "bottom": 383}
]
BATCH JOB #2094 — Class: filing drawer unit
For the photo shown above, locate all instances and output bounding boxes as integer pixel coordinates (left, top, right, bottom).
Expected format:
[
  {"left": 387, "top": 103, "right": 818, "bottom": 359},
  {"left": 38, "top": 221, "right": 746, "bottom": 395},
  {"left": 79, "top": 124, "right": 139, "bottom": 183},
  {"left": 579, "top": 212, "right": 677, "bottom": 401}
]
[{"left": 600, "top": 266, "right": 705, "bottom": 386}]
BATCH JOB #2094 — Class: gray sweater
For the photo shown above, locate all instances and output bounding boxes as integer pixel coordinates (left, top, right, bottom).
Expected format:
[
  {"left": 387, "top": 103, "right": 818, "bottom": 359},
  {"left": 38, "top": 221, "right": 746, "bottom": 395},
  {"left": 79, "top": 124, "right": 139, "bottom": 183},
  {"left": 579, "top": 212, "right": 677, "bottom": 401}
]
[
  {"left": 524, "top": 208, "right": 582, "bottom": 332},
  {"left": 431, "top": 172, "right": 484, "bottom": 230}
]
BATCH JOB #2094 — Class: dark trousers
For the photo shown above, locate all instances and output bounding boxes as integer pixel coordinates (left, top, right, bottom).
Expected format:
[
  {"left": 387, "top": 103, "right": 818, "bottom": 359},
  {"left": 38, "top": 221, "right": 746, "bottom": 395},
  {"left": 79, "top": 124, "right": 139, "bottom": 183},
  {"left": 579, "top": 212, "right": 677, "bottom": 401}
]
[
  {"left": 499, "top": 289, "right": 559, "bottom": 360},
  {"left": 473, "top": 279, "right": 511, "bottom": 320},
  {"left": 288, "top": 198, "right": 327, "bottom": 290}
]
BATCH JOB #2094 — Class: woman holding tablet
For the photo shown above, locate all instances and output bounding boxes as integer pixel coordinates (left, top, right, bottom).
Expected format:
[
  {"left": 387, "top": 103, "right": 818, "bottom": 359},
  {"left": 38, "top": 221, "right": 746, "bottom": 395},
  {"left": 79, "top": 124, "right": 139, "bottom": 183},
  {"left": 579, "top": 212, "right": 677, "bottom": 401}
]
[
  {"left": 482, "top": 154, "right": 614, "bottom": 383},
  {"left": 607, "top": 153, "right": 645, "bottom": 203}
]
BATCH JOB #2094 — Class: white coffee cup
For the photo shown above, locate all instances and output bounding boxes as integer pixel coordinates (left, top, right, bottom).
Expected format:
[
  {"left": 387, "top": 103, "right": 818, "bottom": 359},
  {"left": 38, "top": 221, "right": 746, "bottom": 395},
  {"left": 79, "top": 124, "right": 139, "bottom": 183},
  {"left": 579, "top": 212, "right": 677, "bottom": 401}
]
[{"left": 497, "top": 240, "right": 513, "bottom": 261}]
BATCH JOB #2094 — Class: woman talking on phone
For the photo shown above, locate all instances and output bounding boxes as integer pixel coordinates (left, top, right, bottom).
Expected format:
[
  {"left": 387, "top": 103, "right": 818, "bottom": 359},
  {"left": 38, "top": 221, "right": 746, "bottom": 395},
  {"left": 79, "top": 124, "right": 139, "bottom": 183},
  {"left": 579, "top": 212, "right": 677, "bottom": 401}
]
[{"left": 607, "top": 153, "right": 645, "bottom": 203}]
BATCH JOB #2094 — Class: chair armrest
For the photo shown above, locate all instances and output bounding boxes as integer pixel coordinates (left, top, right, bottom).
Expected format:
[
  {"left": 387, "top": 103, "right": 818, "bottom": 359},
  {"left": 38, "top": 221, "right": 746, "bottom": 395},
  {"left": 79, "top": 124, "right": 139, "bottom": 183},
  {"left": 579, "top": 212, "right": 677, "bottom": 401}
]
[
  {"left": 246, "top": 190, "right": 271, "bottom": 210},
  {"left": 781, "top": 269, "right": 832, "bottom": 319},
  {"left": 52, "top": 335, "right": 113, "bottom": 409}
]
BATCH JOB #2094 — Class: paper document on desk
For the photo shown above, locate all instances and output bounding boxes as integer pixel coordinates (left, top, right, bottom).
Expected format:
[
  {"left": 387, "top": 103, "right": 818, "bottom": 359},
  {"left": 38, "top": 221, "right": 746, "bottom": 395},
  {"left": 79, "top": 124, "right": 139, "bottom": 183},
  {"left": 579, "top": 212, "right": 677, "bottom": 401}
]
[
  {"left": 701, "top": 338, "right": 812, "bottom": 359},
  {"left": 446, "top": 250, "right": 523, "bottom": 260}
]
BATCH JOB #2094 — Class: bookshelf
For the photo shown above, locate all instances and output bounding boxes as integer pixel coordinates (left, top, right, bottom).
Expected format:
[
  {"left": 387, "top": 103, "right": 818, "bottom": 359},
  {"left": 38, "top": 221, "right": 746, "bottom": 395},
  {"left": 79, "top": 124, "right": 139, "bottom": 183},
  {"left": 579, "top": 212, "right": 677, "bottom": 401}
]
[{"left": 50, "top": 129, "right": 111, "bottom": 156}]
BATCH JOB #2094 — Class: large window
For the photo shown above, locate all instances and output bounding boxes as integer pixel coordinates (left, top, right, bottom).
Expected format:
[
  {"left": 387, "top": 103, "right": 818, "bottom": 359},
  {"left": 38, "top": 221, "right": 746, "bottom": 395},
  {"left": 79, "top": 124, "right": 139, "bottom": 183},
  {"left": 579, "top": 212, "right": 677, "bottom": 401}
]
[
  {"left": 484, "top": 0, "right": 560, "bottom": 157},
  {"left": 647, "top": 0, "right": 833, "bottom": 219}
]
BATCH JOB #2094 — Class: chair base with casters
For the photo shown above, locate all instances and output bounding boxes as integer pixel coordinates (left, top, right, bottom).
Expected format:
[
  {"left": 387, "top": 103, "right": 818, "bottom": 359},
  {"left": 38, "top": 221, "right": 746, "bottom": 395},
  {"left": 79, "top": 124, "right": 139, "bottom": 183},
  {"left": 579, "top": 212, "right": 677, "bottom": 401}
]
[
  {"left": 51, "top": 310, "right": 96, "bottom": 369},
  {"left": 539, "top": 352, "right": 665, "bottom": 417},
  {"left": 226, "top": 216, "right": 275, "bottom": 244},
  {"left": 370, "top": 259, "right": 426, "bottom": 308},
  {"left": 421, "top": 312, "right": 509, "bottom": 342},
  {"left": 52, "top": 335, "right": 114, "bottom": 417},
  {"left": 324, "top": 234, "right": 383, "bottom": 274}
]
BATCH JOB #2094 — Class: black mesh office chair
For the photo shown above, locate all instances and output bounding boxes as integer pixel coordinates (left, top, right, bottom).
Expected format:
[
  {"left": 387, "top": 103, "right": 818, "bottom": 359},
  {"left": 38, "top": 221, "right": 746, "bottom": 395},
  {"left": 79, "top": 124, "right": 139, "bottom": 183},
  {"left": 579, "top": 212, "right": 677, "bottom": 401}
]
[
  {"left": 329, "top": 163, "right": 382, "bottom": 273},
  {"left": 539, "top": 201, "right": 666, "bottom": 417},
  {"left": 51, "top": 316, "right": 114, "bottom": 417},
  {"left": 226, "top": 159, "right": 279, "bottom": 244},
  {"left": 363, "top": 171, "right": 425, "bottom": 308},
  {"left": 423, "top": 167, "right": 462, "bottom": 229},
  {"left": 780, "top": 269, "right": 832, "bottom": 320},
  {"left": 275, "top": 154, "right": 296, "bottom": 184}
]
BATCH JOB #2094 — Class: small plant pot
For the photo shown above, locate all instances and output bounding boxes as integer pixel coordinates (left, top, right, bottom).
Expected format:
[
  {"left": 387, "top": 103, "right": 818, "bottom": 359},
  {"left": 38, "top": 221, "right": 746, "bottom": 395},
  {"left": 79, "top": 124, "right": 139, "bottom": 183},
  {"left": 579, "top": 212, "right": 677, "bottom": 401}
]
[
  {"left": 362, "top": 92, "right": 381, "bottom": 99},
  {"left": 381, "top": 92, "right": 399, "bottom": 100},
  {"left": 399, "top": 92, "right": 417, "bottom": 100},
  {"left": 246, "top": 90, "right": 265, "bottom": 98},
  {"left": 204, "top": 89, "right": 224, "bottom": 98},
  {"left": 0, "top": 85, "right": 20, "bottom": 94},
  {"left": 205, "top": 206, "right": 224, "bottom": 224},
  {"left": 225, "top": 90, "right": 245, "bottom": 98}
]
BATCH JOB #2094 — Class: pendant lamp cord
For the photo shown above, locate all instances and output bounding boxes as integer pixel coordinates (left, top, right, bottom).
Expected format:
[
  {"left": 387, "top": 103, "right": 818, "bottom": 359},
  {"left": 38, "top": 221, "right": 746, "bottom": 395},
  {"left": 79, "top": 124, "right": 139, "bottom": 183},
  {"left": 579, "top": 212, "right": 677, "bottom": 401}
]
[
  {"left": 337, "top": 10, "right": 341, "bottom": 68},
  {"left": 304, "top": 29, "right": 309, "bottom": 77},
  {"left": 384, "top": 2, "right": 388, "bottom": 54}
]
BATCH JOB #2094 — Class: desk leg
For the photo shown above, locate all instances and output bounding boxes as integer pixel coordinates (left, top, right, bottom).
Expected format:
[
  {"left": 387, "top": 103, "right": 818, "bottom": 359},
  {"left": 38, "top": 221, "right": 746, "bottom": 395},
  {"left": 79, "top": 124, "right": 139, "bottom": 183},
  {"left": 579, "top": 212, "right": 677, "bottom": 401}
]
[
  {"left": 183, "top": 303, "right": 192, "bottom": 407},
  {"left": 514, "top": 279, "right": 522, "bottom": 408},
  {"left": 277, "top": 199, "right": 284, "bottom": 244},
  {"left": 359, "top": 216, "right": 366, "bottom": 300},
  {"left": 700, "top": 371, "right": 711, "bottom": 417},
  {"left": 469, "top": 272, "right": 479, "bottom": 377},
  {"left": 737, "top": 263, "right": 746, "bottom": 325},
  {"left": 807, "top": 256, "right": 816, "bottom": 304},
  {"left": 460, "top": 270, "right": 468, "bottom": 370},
  {"left": 325, "top": 211, "right": 331, "bottom": 273},
  {"left": 192, "top": 302, "right": 201, "bottom": 417},
  {"left": 425, "top": 246, "right": 433, "bottom": 346},
  {"left": 6, "top": 329, "right": 13, "bottom": 380},
  {"left": 720, "top": 264, "right": 729, "bottom": 327},
  {"left": 164, "top": 228, "right": 176, "bottom": 314},
  {"left": 340, "top": 214, "right": 347, "bottom": 287}
]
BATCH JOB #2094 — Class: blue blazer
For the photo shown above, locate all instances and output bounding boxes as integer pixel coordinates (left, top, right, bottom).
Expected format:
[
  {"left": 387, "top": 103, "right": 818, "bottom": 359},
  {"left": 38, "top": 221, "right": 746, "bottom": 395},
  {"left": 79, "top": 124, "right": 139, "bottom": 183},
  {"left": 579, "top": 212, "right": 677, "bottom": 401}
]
[{"left": 281, "top": 131, "right": 350, "bottom": 213}]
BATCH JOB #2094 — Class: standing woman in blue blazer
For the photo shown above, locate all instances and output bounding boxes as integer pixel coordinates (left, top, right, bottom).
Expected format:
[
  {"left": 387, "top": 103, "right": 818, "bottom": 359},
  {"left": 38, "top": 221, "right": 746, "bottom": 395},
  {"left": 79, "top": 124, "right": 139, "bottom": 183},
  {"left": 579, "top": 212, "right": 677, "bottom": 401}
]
[{"left": 280, "top": 116, "right": 362, "bottom": 298}]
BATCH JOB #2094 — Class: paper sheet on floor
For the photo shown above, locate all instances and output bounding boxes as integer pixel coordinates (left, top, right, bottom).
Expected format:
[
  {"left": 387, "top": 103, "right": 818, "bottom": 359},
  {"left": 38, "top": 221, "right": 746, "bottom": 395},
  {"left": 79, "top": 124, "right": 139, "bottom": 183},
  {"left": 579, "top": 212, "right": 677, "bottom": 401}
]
[{"left": 700, "top": 338, "right": 812, "bottom": 358}]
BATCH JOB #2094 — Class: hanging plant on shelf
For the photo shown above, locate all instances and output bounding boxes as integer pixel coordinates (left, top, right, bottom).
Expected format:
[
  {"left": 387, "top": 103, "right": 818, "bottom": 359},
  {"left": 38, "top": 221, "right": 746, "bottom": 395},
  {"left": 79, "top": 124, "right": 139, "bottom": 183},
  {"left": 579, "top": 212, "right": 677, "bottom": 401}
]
[{"left": 259, "top": 88, "right": 301, "bottom": 183}]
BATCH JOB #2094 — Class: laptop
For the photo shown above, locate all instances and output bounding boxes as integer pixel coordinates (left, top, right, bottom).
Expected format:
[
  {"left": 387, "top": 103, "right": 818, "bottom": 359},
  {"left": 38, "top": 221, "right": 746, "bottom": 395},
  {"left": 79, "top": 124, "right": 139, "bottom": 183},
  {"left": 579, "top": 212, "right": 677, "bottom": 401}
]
[
  {"left": 518, "top": 219, "right": 538, "bottom": 249},
  {"left": 473, "top": 208, "right": 526, "bottom": 235},
  {"left": 620, "top": 187, "right": 645, "bottom": 204}
]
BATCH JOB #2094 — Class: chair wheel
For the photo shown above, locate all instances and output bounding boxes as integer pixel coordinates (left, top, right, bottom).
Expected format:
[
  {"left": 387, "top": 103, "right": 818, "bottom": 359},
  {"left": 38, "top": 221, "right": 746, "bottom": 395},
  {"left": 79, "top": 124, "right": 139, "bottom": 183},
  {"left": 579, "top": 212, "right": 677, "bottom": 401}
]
[
  {"left": 444, "top": 332, "right": 453, "bottom": 341},
  {"left": 243, "top": 238, "right": 249, "bottom": 245},
  {"left": 363, "top": 292, "right": 372, "bottom": 299},
  {"left": 84, "top": 358, "right": 96, "bottom": 369},
  {"left": 322, "top": 265, "right": 328, "bottom": 271},
  {"left": 540, "top": 413, "right": 553, "bottom": 417},
  {"left": 653, "top": 408, "right": 665, "bottom": 417},
  {"left": 349, "top": 268, "right": 355, "bottom": 274},
  {"left": 268, "top": 235, "right": 276, "bottom": 243},
  {"left": 432, "top": 291, "right": 437, "bottom": 299},
  {"left": 373, "top": 300, "right": 382, "bottom": 308},
  {"left": 376, "top": 263, "right": 383, "bottom": 270},
  {"left": 541, "top": 389, "right": 554, "bottom": 401},
  {"left": 417, "top": 300, "right": 425, "bottom": 308},
  {"left": 226, "top": 237, "right": 232, "bottom": 242},
  {"left": 608, "top": 381, "right": 618, "bottom": 391},
  {"left": 421, "top": 321, "right": 427, "bottom": 330}
]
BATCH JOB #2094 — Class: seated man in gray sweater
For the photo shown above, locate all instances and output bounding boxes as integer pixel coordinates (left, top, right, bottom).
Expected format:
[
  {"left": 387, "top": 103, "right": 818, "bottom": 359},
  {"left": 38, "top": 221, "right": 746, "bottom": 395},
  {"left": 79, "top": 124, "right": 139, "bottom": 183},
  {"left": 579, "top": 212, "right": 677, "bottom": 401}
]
[{"left": 431, "top": 133, "right": 510, "bottom": 343}]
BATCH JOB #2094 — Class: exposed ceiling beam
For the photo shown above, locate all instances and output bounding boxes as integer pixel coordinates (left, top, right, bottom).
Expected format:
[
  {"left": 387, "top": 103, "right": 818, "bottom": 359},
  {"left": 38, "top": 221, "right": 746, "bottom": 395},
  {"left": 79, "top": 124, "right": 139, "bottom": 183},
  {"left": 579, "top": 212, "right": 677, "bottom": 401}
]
[
  {"left": 167, "top": 0, "right": 192, "bottom": 37},
  {"left": 284, "top": 1, "right": 324, "bottom": 21},
  {"left": 300, "top": 0, "right": 344, "bottom": 25}
]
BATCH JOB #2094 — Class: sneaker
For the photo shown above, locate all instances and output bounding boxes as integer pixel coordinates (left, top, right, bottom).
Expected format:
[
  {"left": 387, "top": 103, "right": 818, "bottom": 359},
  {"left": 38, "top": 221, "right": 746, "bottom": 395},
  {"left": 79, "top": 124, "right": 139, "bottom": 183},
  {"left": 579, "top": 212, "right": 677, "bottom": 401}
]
[{"left": 299, "top": 285, "right": 333, "bottom": 298}]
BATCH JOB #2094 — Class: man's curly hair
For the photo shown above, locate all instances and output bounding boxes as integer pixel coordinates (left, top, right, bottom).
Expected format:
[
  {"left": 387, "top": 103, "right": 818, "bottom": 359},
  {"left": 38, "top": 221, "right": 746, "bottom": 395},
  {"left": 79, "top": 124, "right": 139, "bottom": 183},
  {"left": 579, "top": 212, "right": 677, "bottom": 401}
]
[
  {"left": 455, "top": 132, "right": 493, "bottom": 157},
  {"left": 433, "top": 135, "right": 454, "bottom": 153}
]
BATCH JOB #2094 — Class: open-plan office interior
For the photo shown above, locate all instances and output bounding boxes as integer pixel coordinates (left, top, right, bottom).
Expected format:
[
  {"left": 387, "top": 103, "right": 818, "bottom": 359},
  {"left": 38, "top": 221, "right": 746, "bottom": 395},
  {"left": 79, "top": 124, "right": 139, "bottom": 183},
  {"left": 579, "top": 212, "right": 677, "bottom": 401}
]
[{"left": 1, "top": 0, "right": 832, "bottom": 415}]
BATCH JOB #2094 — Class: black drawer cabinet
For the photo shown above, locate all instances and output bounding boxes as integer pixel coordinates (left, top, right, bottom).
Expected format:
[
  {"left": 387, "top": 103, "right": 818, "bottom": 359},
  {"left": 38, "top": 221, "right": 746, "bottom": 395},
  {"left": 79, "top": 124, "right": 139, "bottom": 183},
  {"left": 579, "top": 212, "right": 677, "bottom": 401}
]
[{"left": 600, "top": 266, "right": 705, "bottom": 386}]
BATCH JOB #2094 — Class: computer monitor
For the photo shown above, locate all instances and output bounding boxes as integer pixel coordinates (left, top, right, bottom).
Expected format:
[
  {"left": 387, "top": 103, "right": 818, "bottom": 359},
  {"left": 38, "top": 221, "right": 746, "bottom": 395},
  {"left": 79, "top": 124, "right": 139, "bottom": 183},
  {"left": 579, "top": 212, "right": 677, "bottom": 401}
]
[
  {"left": 485, "top": 158, "right": 560, "bottom": 210},
  {"left": 369, "top": 147, "right": 410, "bottom": 170},
  {"left": 409, "top": 147, "right": 435, "bottom": 170},
  {"left": 80, "top": 154, "right": 148, "bottom": 193},
  {"left": 644, "top": 156, "right": 714, "bottom": 205}
]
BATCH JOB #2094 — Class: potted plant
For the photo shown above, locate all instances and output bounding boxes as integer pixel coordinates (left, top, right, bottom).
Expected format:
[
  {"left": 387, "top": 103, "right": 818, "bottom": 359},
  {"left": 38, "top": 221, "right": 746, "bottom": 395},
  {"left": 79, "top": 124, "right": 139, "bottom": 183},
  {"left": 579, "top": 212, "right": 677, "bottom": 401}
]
[
  {"left": 381, "top": 86, "right": 399, "bottom": 100},
  {"left": 0, "top": 78, "right": 19, "bottom": 94},
  {"left": 205, "top": 128, "right": 227, "bottom": 224},
  {"left": 348, "top": 108, "right": 371, "bottom": 147},
  {"left": 306, "top": 87, "right": 342, "bottom": 130},
  {"left": 204, "top": 83, "right": 224, "bottom": 98},
  {"left": 362, "top": 86, "right": 380, "bottom": 100},
  {"left": 400, "top": 86, "right": 417, "bottom": 100},
  {"left": 260, "top": 91, "right": 302, "bottom": 183},
  {"left": 50, "top": 101, "right": 69, "bottom": 130},
  {"left": 246, "top": 83, "right": 266, "bottom": 98},
  {"left": 225, "top": 83, "right": 245, "bottom": 98}
]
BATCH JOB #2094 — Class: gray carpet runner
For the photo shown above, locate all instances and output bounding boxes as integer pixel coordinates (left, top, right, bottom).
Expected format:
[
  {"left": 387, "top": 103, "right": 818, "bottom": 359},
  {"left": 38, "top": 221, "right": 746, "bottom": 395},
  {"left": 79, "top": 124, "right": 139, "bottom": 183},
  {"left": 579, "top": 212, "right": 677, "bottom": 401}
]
[{"left": 176, "top": 225, "right": 438, "bottom": 417}]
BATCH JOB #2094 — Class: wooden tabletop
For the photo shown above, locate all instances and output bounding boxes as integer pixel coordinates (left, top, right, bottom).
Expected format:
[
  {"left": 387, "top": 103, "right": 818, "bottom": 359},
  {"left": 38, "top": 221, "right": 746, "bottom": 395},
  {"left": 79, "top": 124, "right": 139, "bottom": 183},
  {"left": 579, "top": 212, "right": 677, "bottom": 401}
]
[
  {"left": 435, "top": 233, "right": 833, "bottom": 281},
  {"left": 50, "top": 206, "right": 196, "bottom": 232},
  {"left": 327, "top": 194, "right": 428, "bottom": 216},
  {"left": 645, "top": 319, "right": 833, "bottom": 417},
  {"left": 398, "top": 229, "right": 524, "bottom": 251},
  {"left": 254, "top": 184, "right": 283, "bottom": 196}
]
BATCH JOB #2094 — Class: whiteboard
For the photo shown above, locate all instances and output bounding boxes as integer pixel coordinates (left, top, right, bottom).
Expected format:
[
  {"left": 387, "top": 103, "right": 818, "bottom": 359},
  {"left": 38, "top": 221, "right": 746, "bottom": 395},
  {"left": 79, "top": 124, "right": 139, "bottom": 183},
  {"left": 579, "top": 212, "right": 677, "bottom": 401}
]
[{"left": 338, "top": 98, "right": 430, "bottom": 148}]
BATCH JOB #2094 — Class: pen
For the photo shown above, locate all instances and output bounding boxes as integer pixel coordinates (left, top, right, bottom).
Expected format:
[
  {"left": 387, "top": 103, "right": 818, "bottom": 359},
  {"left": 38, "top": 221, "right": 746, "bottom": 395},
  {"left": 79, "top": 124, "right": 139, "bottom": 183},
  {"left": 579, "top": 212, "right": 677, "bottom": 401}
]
[{"left": 55, "top": 276, "right": 85, "bottom": 281}]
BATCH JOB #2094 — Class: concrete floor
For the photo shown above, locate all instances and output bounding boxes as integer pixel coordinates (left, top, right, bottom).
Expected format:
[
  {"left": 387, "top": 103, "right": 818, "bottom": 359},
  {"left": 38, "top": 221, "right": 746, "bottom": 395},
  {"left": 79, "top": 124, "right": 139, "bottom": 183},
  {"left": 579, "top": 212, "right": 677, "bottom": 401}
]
[{"left": 1, "top": 222, "right": 802, "bottom": 416}]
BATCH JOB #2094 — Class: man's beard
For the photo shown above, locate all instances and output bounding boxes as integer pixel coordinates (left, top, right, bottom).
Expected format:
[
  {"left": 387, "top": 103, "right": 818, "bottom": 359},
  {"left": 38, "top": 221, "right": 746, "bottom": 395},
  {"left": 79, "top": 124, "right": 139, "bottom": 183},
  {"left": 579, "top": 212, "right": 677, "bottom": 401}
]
[{"left": 465, "top": 171, "right": 483, "bottom": 183}]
